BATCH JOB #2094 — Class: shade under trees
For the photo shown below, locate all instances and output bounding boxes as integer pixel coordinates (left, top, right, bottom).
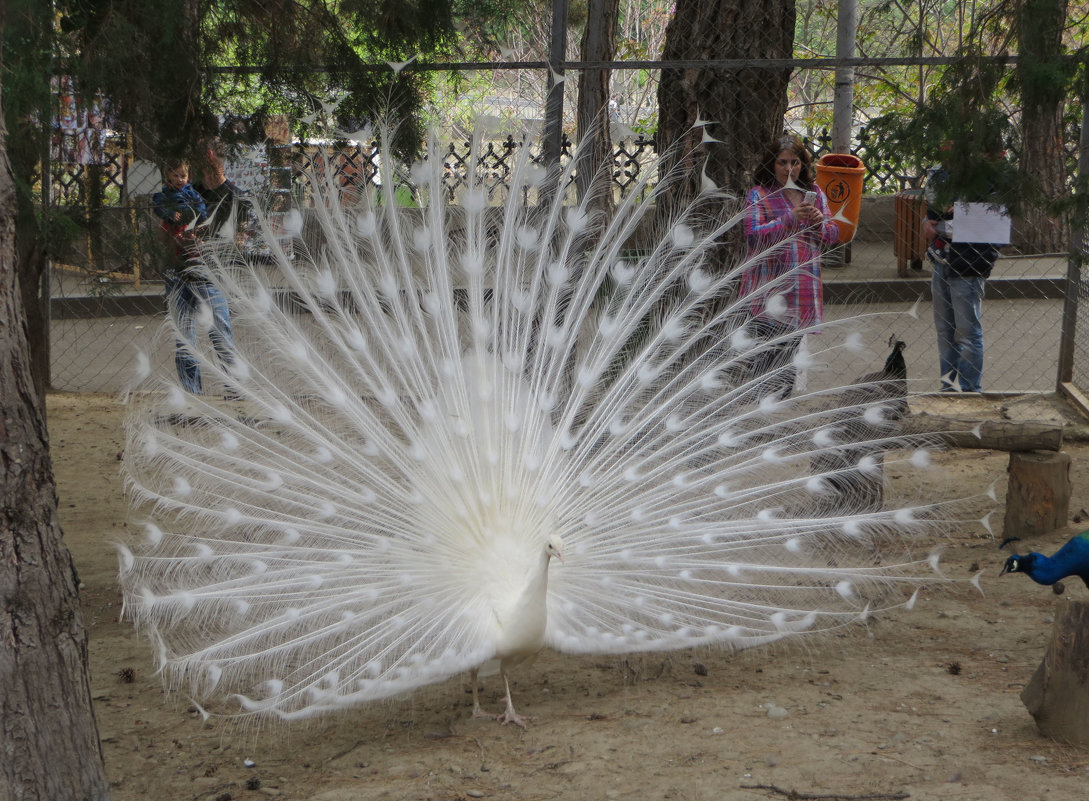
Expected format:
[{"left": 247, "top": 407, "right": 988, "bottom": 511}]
[{"left": 4, "top": 0, "right": 464, "bottom": 392}]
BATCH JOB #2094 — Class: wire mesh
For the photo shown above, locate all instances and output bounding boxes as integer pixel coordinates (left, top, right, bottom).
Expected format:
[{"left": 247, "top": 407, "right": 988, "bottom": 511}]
[
  {"left": 1067, "top": 242, "right": 1089, "bottom": 393},
  {"left": 44, "top": 53, "right": 1078, "bottom": 398}
]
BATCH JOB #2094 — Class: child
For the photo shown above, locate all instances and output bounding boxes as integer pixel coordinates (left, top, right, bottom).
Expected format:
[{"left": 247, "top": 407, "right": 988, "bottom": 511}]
[
  {"left": 153, "top": 159, "right": 208, "bottom": 230},
  {"left": 153, "top": 160, "right": 209, "bottom": 267}
]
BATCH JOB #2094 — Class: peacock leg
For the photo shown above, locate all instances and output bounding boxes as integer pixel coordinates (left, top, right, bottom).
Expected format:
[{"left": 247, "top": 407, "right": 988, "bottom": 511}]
[
  {"left": 468, "top": 668, "right": 495, "bottom": 720},
  {"left": 495, "top": 668, "right": 532, "bottom": 728}
]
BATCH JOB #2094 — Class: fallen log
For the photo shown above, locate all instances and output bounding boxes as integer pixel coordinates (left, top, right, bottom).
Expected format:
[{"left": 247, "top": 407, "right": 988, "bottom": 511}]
[
  {"left": 900, "top": 412, "right": 1063, "bottom": 452},
  {"left": 1059, "top": 423, "right": 1089, "bottom": 443}
]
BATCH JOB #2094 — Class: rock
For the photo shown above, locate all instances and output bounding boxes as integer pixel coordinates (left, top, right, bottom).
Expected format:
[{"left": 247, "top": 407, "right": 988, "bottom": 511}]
[{"left": 764, "top": 703, "right": 788, "bottom": 719}]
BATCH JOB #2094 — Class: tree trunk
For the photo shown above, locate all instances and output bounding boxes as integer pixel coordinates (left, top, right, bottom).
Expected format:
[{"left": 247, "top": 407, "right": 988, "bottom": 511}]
[
  {"left": 1022, "top": 600, "right": 1089, "bottom": 745},
  {"left": 1017, "top": 0, "right": 1069, "bottom": 254},
  {"left": 656, "top": 0, "right": 795, "bottom": 211},
  {"left": 5, "top": 0, "right": 54, "bottom": 399},
  {"left": 0, "top": 89, "right": 112, "bottom": 801},
  {"left": 575, "top": 0, "right": 620, "bottom": 211}
]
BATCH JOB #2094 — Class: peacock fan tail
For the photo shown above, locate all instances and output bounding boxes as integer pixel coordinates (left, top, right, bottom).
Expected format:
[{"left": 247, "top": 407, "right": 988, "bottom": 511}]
[{"left": 120, "top": 125, "right": 964, "bottom": 723}]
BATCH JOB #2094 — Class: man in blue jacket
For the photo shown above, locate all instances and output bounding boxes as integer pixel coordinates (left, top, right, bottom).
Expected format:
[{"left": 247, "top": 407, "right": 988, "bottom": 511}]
[{"left": 923, "top": 168, "right": 1005, "bottom": 393}]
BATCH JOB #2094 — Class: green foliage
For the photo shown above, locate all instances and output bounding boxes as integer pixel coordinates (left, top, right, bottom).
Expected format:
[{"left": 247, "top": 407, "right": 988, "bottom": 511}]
[
  {"left": 2, "top": 0, "right": 95, "bottom": 277},
  {"left": 1014, "top": 0, "right": 1069, "bottom": 97},
  {"left": 56, "top": 0, "right": 205, "bottom": 156},
  {"left": 3, "top": 0, "right": 56, "bottom": 183},
  {"left": 36, "top": 205, "right": 85, "bottom": 263},
  {"left": 863, "top": 57, "right": 1020, "bottom": 208},
  {"left": 50, "top": 0, "right": 461, "bottom": 160},
  {"left": 454, "top": 0, "right": 551, "bottom": 50},
  {"left": 787, "top": 0, "right": 1028, "bottom": 196}
]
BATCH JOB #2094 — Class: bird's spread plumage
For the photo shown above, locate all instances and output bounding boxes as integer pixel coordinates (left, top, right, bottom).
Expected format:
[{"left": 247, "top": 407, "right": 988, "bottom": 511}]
[
  {"left": 1001, "top": 531, "right": 1089, "bottom": 588},
  {"left": 119, "top": 125, "right": 960, "bottom": 725}
]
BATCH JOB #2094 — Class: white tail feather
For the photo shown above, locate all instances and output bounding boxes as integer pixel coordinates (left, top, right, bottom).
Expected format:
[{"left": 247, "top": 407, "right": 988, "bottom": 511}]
[{"left": 121, "top": 125, "right": 960, "bottom": 721}]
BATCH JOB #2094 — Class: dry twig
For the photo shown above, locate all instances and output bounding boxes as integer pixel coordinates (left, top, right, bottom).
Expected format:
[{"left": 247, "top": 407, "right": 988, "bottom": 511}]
[{"left": 740, "top": 784, "right": 909, "bottom": 801}]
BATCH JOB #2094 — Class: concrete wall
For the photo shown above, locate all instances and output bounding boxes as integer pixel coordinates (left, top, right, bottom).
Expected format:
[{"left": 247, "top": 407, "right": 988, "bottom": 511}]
[{"left": 852, "top": 196, "right": 899, "bottom": 244}]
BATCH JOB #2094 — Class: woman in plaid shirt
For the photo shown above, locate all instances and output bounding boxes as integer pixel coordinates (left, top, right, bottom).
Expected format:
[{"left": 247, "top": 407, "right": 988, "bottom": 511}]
[{"left": 742, "top": 136, "right": 839, "bottom": 398}]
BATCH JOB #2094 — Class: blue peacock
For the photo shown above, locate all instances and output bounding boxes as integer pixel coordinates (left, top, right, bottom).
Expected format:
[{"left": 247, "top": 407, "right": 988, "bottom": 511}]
[
  {"left": 1001, "top": 532, "right": 1089, "bottom": 589},
  {"left": 118, "top": 125, "right": 968, "bottom": 727}
]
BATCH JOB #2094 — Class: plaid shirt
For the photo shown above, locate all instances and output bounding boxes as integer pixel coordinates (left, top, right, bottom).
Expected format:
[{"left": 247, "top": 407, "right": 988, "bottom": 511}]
[{"left": 741, "top": 185, "right": 838, "bottom": 330}]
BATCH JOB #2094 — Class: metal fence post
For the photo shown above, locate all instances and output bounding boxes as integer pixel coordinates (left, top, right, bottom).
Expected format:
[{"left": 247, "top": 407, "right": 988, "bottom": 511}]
[
  {"left": 42, "top": 117, "right": 53, "bottom": 391},
  {"left": 832, "top": 0, "right": 858, "bottom": 154},
  {"left": 542, "top": 0, "right": 569, "bottom": 172},
  {"left": 1056, "top": 100, "right": 1089, "bottom": 399}
]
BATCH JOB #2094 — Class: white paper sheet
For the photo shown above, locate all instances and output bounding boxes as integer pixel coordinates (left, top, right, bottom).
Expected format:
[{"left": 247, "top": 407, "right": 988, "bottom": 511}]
[{"left": 951, "top": 201, "right": 1011, "bottom": 244}]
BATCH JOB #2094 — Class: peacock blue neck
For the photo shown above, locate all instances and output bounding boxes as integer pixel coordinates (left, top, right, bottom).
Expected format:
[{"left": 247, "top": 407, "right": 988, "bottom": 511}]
[
  {"left": 1022, "top": 533, "right": 1089, "bottom": 587},
  {"left": 1021, "top": 553, "right": 1070, "bottom": 585}
]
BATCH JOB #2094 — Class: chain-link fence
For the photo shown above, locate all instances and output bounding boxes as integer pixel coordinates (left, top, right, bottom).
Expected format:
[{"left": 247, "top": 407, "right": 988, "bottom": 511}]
[
  {"left": 1060, "top": 214, "right": 1089, "bottom": 402},
  {"left": 45, "top": 48, "right": 1082, "bottom": 401}
]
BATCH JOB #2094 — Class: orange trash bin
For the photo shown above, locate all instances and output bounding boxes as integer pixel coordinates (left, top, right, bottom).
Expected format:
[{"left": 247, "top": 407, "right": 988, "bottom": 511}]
[{"left": 815, "top": 153, "right": 866, "bottom": 244}]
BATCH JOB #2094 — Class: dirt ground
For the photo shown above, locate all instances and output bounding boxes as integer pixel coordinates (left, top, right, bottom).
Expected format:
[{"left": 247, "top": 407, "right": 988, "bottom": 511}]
[{"left": 49, "top": 391, "right": 1089, "bottom": 801}]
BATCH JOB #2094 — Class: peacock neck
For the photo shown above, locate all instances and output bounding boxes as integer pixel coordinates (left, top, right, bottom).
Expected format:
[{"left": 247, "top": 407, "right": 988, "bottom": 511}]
[
  {"left": 491, "top": 544, "right": 555, "bottom": 662},
  {"left": 1026, "top": 553, "right": 1074, "bottom": 585},
  {"left": 518, "top": 548, "right": 554, "bottom": 609}
]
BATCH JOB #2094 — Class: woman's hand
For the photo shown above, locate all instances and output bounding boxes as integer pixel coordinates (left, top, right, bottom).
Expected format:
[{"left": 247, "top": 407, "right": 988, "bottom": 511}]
[{"left": 796, "top": 201, "right": 823, "bottom": 226}]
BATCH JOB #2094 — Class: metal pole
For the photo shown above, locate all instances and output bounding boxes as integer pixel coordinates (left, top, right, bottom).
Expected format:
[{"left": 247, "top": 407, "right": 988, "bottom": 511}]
[
  {"left": 542, "top": 0, "right": 569, "bottom": 171},
  {"left": 42, "top": 89, "right": 54, "bottom": 391},
  {"left": 1056, "top": 98, "right": 1089, "bottom": 391},
  {"left": 832, "top": 0, "right": 858, "bottom": 153}
]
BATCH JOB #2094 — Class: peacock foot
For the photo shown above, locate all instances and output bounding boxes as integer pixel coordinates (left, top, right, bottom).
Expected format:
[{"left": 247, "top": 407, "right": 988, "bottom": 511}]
[
  {"left": 496, "top": 709, "right": 532, "bottom": 728},
  {"left": 496, "top": 697, "right": 533, "bottom": 728},
  {"left": 470, "top": 705, "right": 498, "bottom": 722}
]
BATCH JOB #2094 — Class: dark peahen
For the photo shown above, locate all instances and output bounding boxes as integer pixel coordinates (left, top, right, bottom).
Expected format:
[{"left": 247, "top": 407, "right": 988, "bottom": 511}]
[
  {"left": 1001, "top": 531, "right": 1089, "bottom": 589},
  {"left": 812, "top": 337, "right": 909, "bottom": 514},
  {"left": 850, "top": 337, "right": 908, "bottom": 418}
]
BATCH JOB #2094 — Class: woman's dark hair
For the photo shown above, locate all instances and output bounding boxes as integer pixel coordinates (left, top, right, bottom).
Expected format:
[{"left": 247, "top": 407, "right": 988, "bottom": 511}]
[{"left": 753, "top": 136, "right": 815, "bottom": 188}]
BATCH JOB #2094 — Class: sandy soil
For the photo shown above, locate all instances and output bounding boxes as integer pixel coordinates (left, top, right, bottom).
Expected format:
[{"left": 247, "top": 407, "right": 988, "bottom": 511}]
[{"left": 49, "top": 391, "right": 1089, "bottom": 801}]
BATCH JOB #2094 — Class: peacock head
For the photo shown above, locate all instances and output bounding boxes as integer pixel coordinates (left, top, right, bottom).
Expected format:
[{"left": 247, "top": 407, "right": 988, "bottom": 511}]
[
  {"left": 547, "top": 534, "right": 566, "bottom": 564},
  {"left": 1000, "top": 553, "right": 1032, "bottom": 576}
]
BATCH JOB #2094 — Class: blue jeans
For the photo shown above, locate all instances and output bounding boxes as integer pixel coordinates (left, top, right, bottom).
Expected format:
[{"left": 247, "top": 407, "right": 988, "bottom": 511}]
[
  {"left": 931, "top": 260, "right": 985, "bottom": 392},
  {"left": 165, "top": 275, "right": 236, "bottom": 394}
]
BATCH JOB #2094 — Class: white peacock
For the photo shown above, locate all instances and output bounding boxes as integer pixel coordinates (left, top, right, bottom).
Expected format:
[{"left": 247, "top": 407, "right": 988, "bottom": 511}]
[{"left": 119, "top": 124, "right": 969, "bottom": 727}]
